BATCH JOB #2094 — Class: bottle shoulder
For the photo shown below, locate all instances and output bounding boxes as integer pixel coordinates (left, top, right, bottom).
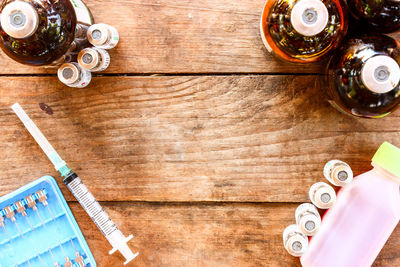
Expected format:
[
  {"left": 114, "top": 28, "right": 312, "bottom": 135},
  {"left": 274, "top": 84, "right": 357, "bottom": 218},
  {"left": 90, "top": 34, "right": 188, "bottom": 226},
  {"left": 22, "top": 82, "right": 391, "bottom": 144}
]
[{"left": 341, "top": 169, "right": 400, "bottom": 202}]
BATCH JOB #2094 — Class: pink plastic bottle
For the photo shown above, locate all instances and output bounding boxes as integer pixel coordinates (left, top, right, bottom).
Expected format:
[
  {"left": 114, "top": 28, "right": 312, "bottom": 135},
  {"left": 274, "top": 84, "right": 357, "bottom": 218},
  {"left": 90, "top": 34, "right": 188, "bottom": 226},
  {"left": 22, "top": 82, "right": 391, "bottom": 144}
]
[{"left": 301, "top": 142, "right": 400, "bottom": 267}]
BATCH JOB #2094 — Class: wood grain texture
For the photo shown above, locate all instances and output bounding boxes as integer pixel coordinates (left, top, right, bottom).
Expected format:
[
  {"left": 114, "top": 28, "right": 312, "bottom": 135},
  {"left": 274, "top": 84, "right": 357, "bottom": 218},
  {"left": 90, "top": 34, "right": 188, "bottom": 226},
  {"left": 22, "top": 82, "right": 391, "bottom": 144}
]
[
  {"left": 69, "top": 202, "right": 400, "bottom": 267},
  {"left": 0, "top": 1, "right": 400, "bottom": 266},
  {"left": 1, "top": 75, "right": 400, "bottom": 202},
  {"left": 1, "top": 0, "right": 398, "bottom": 74}
]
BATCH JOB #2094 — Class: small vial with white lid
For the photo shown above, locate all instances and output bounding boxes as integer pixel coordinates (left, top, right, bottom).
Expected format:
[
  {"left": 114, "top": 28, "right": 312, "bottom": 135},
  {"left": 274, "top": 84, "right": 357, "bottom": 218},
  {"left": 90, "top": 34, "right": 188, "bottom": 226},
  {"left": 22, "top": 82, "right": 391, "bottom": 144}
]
[
  {"left": 87, "top": 23, "right": 119, "bottom": 49},
  {"left": 78, "top": 47, "right": 110, "bottom": 72},
  {"left": 309, "top": 182, "right": 336, "bottom": 209},
  {"left": 324, "top": 160, "right": 353, "bottom": 186},
  {"left": 295, "top": 203, "right": 321, "bottom": 236},
  {"left": 58, "top": 63, "right": 92, "bottom": 88},
  {"left": 283, "top": 224, "right": 309, "bottom": 257}
]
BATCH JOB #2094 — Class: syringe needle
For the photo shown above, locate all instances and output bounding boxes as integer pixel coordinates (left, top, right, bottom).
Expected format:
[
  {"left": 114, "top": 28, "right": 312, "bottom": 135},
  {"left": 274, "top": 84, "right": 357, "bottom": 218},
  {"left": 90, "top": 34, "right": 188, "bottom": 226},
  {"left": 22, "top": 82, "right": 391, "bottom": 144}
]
[
  {"left": 0, "top": 206, "right": 32, "bottom": 266},
  {"left": 35, "top": 208, "right": 46, "bottom": 228},
  {"left": 3, "top": 226, "right": 12, "bottom": 247},
  {"left": 13, "top": 220, "right": 24, "bottom": 238},
  {"left": 36, "top": 190, "right": 70, "bottom": 260},
  {"left": 70, "top": 239, "right": 78, "bottom": 251},
  {"left": 12, "top": 103, "right": 139, "bottom": 265},
  {"left": 70, "top": 239, "right": 86, "bottom": 267},
  {"left": 15, "top": 200, "right": 34, "bottom": 231},
  {"left": 0, "top": 217, "right": 21, "bottom": 266},
  {"left": 48, "top": 248, "right": 58, "bottom": 267},
  {"left": 14, "top": 221, "right": 46, "bottom": 267}
]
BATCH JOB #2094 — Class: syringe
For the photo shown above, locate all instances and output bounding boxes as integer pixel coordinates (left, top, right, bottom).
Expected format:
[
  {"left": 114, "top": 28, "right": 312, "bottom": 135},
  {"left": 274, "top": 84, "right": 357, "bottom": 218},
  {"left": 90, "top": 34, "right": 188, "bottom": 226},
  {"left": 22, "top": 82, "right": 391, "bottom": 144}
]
[{"left": 12, "top": 103, "right": 139, "bottom": 265}]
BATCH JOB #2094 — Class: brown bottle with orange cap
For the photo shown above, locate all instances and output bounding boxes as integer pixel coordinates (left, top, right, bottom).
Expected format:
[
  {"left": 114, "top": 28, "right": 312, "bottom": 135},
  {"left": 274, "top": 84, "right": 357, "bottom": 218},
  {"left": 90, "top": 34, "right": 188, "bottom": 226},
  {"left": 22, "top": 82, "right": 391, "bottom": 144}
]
[{"left": 260, "top": 0, "right": 348, "bottom": 63}]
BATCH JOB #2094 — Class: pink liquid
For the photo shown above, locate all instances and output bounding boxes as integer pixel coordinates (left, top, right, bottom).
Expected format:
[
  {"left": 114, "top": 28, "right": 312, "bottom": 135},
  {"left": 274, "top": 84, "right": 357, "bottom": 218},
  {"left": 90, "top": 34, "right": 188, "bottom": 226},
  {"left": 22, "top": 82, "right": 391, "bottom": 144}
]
[{"left": 301, "top": 167, "right": 400, "bottom": 267}]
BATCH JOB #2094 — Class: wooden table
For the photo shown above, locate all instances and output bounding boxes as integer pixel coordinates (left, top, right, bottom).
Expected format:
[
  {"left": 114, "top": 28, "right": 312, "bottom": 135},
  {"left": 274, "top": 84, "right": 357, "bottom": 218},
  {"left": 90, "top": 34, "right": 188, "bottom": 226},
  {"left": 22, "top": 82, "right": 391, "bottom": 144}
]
[{"left": 2, "top": 1, "right": 400, "bottom": 266}]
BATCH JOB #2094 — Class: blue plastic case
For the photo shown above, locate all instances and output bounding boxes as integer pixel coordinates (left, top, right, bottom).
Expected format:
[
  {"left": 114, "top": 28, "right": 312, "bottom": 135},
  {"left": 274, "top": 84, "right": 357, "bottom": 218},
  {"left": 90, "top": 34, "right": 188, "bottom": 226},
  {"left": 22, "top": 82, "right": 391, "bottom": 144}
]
[{"left": 0, "top": 176, "right": 96, "bottom": 267}]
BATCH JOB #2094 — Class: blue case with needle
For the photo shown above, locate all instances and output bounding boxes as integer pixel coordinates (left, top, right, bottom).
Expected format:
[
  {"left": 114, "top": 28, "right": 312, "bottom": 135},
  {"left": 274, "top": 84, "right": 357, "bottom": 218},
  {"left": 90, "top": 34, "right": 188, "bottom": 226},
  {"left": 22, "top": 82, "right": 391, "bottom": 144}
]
[{"left": 0, "top": 176, "right": 96, "bottom": 267}]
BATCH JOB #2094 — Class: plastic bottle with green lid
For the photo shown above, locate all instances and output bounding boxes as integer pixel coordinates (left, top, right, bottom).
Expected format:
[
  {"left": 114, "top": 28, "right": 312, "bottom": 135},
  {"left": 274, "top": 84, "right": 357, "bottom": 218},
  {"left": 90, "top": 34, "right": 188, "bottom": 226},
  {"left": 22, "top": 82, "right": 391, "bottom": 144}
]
[{"left": 301, "top": 142, "right": 400, "bottom": 267}]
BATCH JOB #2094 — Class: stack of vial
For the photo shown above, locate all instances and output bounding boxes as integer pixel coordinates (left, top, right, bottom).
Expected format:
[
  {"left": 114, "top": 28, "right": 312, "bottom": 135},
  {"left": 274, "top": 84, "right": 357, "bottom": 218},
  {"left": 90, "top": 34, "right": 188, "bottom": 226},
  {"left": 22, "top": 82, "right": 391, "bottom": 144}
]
[
  {"left": 283, "top": 160, "right": 353, "bottom": 257},
  {"left": 58, "top": 23, "right": 119, "bottom": 88}
]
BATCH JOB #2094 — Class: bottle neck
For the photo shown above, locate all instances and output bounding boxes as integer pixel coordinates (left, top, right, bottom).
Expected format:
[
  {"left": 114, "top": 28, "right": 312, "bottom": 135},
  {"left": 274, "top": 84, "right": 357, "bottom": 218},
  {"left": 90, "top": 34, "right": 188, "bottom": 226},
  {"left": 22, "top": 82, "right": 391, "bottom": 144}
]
[{"left": 372, "top": 162, "right": 400, "bottom": 184}]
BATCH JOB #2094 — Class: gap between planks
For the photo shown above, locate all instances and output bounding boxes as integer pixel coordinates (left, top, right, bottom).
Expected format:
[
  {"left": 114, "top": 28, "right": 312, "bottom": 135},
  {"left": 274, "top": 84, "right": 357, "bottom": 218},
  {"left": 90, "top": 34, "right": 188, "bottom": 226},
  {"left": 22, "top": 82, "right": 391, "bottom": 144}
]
[
  {"left": 65, "top": 201, "right": 306, "bottom": 205},
  {"left": 0, "top": 72, "right": 324, "bottom": 77}
]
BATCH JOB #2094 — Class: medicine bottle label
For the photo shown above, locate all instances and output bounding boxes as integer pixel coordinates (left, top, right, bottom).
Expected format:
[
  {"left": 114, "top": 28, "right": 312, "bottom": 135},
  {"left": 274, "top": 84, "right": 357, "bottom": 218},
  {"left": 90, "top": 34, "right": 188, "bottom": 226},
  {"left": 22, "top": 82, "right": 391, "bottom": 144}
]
[{"left": 70, "top": 0, "right": 93, "bottom": 25}]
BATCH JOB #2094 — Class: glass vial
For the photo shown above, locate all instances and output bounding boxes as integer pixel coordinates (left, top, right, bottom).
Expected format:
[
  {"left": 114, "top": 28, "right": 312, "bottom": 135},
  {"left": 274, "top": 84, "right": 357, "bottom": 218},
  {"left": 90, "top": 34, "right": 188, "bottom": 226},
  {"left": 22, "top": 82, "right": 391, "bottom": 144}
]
[
  {"left": 325, "top": 34, "right": 400, "bottom": 118},
  {"left": 309, "top": 182, "right": 336, "bottom": 209},
  {"left": 283, "top": 224, "right": 309, "bottom": 257},
  {"left": 324, "top": 160, "right": 353, "bottom": 186},
  {"left": 87, "top": 23, "right": 119, "bottom": 49},
  {"left": 260, "top": 0, "right": 348, "bottom": 63},
  {"left": 295, "top": 203, "right": 321, "bottom": 236},
  {"left": 78, "top": 47, "right": 111, "bottom": 72},
  {"left": 58, "top": 63, "right": 92, "bottom": 88}
]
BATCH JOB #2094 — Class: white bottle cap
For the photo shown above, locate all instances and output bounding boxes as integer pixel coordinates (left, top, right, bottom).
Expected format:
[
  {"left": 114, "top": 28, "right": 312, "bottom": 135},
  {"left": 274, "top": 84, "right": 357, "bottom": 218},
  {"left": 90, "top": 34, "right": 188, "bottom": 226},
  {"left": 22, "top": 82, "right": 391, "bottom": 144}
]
[
  {"left": 87, "top": 23, "right": 109, "bottom": 46},
  {"left": 58, "top": 63, "right": 80, "bottom": 85},
  {"left": 295, "top": 203, "right": 321, "bottom": 236},
  {"left": 283, "top": 224, "right": 308, "bottom": 257},
  {"left": 0, "top": 1, "right": 39, "bottom": 39},
  {"left": 309, "top": 182, "right": 336, "bottom": 209},
  {"left": 57, "top": 62, "right": 92, "bottom": 88},
  {"left": 78, "top": 48, "right": 101, "bottom": 70},
  {"left": 298, "top": 214, "right": 320, "bottom": 236},
  {"left": 324, "top": 160, "right": 353, "bottom": 186},
  {"left": 361, "top": 55, "right": 400, "bottom": 94},
  {"left": 78, "top": 47, "right": 111, "bottom": 72},
  {"left": 87, "top": 23, "right": 119, "bottom": 49},
  {"left": 290, "top": 0, "right": 329, "bottom": 36}
]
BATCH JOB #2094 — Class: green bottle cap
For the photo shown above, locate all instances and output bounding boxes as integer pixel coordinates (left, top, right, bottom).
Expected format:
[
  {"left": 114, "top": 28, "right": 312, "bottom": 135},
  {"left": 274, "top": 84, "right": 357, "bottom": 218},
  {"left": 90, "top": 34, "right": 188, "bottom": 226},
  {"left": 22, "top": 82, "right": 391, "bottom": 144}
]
[{"left": 372, "top": 142, "right": 400, "bottom": 178}]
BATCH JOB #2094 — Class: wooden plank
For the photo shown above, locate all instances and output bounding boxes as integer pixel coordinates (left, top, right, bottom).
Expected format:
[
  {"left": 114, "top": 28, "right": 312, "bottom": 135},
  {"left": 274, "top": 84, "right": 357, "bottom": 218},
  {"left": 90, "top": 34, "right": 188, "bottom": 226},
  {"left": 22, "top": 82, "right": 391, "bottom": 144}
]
[
  {"left": 1, "top": 75, "right": 400, "bottom": 202},
  {"left": 68, "top": 202, "right": 400, "bottom": 266},
  {"left": 72, "top": 202, "right": 300, "bottom": 267},
  {"left": 3, "top": 0, "right": 398, "bottom": 74},
  {"left": 0, "top": 0, "right": 303, "bottom": 74}
]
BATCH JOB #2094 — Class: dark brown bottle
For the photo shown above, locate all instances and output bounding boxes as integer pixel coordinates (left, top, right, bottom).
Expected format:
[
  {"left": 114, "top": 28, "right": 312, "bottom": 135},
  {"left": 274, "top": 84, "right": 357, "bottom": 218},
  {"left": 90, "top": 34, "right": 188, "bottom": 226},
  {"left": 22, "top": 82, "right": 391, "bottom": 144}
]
[
  {"left": 260, "top": 0, "right": 348, "bottom": 63},
  {"left": 0, "top": 0, "right": 77, "bottom": 66},
  {"left": 326, "top": 35, "right": 400, "bottom": 118},
  {"left": 346, "top": 0, "right": 400, "bottom": 33}
]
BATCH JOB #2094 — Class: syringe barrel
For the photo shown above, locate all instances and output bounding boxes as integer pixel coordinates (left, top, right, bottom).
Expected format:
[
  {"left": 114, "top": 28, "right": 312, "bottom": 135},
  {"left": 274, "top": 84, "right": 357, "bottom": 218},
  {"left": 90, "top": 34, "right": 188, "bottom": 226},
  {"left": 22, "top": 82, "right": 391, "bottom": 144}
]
[
  {"left": 12, "top": 103, "right": 138, "bottom": 264},
  {"left": 64, "top": 172, "right": 118, "bottom": 236}
]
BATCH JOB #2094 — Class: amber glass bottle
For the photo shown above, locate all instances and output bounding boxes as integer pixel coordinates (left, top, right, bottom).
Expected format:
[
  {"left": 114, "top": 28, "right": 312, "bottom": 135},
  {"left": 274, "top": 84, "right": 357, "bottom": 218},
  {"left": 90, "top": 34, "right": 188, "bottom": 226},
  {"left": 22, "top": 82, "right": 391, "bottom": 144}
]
[
  {"left": 326, "top": 35, "right": 400, "bottom": 118},
  {"left": 0, "top": 0, "right": 79, "bottom": 66},
  {"left": 346, "top": 0, "right": 400, "bottom": 33},
  {"left": 260, "top": 0, "right": 348, "bottom": 63}
]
